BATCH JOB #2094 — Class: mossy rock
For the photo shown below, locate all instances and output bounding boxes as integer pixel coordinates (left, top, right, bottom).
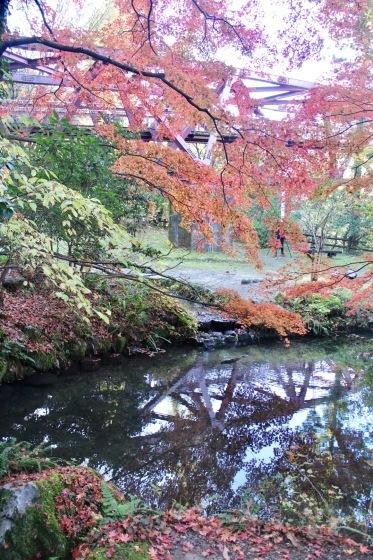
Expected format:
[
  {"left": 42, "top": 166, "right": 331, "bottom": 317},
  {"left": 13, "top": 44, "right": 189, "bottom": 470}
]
[
  {"left": 86, "top": 543, "right": 149, "bottom": 560},
  {"left": 94, "top": 337, "right": 113, "bottom": 356},
  {"left": 68, "top": 340, "right": 88, "bottom": 361},
  {"left": 31, "top": 350, "right": 60, "bottom": 372},
  {"left": 2, "top": 362, "right": 33, "bottom": 384},
  {"left": 0, "top": 474, "right": 69, "bottom": 560}
]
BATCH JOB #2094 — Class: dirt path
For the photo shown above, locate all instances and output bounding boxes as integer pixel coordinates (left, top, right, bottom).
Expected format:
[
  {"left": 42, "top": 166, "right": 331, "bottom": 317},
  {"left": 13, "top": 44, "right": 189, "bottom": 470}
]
[{"left": 167, "top": 266, "right": 264, "bottom": 299}]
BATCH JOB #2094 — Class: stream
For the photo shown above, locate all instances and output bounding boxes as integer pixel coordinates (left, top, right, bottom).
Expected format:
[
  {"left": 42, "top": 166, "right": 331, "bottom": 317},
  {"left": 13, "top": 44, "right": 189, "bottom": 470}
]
[{"left": 0, "top": 336, "right": 372, "bottom": 527}]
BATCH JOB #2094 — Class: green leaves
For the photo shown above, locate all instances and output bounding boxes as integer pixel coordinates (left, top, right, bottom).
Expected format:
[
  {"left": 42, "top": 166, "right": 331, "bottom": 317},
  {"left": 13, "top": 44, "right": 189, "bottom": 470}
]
[
  {"left": 94, "top": 309, "right": 111, "bottom": 324},
  {"left": 0, "top": 439, "right": 60, "bottom": 478},
  {"left": 0, "top": 136, "right": 126, "bottom": 322},
  {"left": 101, "top": 483, "right": 148, "bottom": 522}
]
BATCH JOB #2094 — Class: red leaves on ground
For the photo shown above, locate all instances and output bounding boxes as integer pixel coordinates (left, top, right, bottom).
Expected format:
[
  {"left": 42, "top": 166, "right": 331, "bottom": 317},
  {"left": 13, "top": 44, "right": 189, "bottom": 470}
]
[
  {"left": 74, "top": 504, "right": 371, "bottom": 559},
  {"left": 0, "top": 292, "right": 82, "bottom": 352},
  {"left": 55, "top": 469, "right": 103, "bottom": 539},
  {"left": 3, "top": 467, "right": 370, "bottom": 559}
]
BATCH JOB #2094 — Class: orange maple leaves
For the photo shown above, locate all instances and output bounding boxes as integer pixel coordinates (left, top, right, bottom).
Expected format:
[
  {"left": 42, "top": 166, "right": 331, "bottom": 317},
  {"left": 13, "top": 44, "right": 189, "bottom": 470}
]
[
  {"left": 218, "top": 289, "right": 307, "bottom": 339},
  {"left": 3, "top": 0, "right": 372, "bottom": 267}
]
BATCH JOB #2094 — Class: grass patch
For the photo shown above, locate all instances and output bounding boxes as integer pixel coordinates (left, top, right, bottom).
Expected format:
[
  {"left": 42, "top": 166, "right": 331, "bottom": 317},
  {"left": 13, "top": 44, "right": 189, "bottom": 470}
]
[{"left": 133, "top": 227, "right": 367, "bottom": 275}]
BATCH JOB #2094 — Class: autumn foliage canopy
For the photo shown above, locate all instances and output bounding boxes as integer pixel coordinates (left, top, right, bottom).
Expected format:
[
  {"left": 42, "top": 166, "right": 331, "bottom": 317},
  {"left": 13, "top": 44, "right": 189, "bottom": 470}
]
[{"left": 0, "top": 0, "right": 372, "bottom": 326}]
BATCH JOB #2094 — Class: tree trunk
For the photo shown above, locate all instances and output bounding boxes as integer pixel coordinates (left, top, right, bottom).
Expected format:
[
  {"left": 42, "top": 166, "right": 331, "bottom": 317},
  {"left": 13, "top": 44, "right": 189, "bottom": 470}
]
[{"left": 0, "top": 0, "right": 10, "bottom": 41}]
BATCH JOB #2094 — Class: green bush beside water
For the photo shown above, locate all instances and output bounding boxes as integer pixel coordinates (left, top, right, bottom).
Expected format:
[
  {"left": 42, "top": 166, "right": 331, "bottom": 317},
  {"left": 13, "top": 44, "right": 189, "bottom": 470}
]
[{"left": 277, "top": 290, "right": 370, "bottom": 336}]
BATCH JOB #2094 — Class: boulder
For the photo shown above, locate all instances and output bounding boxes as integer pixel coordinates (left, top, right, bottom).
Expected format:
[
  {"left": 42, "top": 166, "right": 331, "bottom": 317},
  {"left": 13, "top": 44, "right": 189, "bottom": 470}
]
[
  {"left": 0, "top": 482, "right": 38, "bottom": 542},
  {"left": 223, "top": 334, "right": 237, "bottom": 345},
  {"left": 0, "top": 475, "right": 68, "bottom": 560},
  {"left": 241, "top": 278, "right": 260, "bottom": 285},
  {"left": 2, "top": 272, "right": 26, "bottom": 292},
  {"left": 221, "top": 357, "right": 241, "bottom": 364},
  {"left": 237, "top": 330, "right": 256, "bottom": 345}
]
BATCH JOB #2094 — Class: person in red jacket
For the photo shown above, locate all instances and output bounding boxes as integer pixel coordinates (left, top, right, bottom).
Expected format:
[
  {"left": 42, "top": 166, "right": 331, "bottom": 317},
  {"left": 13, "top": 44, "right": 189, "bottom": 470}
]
[{"left": 276, "top": 227, "right": 286, "bottom": 257}]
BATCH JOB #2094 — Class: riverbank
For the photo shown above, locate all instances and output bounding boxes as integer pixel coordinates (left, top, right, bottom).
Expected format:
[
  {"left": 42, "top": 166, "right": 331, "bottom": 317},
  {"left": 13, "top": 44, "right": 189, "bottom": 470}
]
[
  {"left": 0, "top": 452, "right": 371, "bottom": 560},
  {"left": 0, "top": 278, "right": 370, "bottom": 384},
  {"left": 0, "top": 281, "right": 198, "bottom": 384}
]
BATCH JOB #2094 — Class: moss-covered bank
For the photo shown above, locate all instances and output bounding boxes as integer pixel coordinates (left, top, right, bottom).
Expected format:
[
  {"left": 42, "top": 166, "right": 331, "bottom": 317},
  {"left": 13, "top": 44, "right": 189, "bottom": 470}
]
[
  {"left": 0, "top": 476, "right": 68, "bottom": 560},
  {"left": 277, "top": 289, "right": 372, "bottom": 336},
  {"left": 0, "top": 280, "right": 197, "bottom": 384},
  {"left": 0, "top": 280, "right": 371, "bottom": 385}
]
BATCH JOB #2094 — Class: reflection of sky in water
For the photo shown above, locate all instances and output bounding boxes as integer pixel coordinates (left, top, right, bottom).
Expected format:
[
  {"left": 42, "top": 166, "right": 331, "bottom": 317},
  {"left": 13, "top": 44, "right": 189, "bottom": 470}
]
[
  {"left": 24, "top": 406, "right": 49, "bottom": 420},
  {"left": 140, "top": 418, "right": 169, "bottom": 436},
  {"left": 147, "top": 359, "right": 354, "bottom": 429},
  {"left": 232, "top": 406, "right": 326, "bottom": 492},
  {"left": 139, "top": 356, "right": 372, "bottom": 497},
  {"left": 232, "top": 392, "right": 371, "bottom": 495},
  {"left": 0, "top": 339, "right": 372, "bottom": 515}
]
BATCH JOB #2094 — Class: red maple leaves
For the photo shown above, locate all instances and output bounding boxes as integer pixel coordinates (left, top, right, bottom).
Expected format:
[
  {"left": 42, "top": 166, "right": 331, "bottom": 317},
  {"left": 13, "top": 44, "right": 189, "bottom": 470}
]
[{"left": 218, "top": 289, "right": 307, "bottom": 339}]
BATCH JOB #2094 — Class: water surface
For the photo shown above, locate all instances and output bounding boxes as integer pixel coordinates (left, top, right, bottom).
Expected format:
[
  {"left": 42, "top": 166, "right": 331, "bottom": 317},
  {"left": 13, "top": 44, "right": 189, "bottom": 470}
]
[{"left": 1, "top": 337, "right": 372, "bottom": 525}]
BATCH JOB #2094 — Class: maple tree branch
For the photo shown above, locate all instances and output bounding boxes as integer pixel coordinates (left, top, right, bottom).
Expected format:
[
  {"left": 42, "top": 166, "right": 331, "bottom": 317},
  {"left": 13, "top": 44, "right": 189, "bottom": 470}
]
[
  {"left": 0, "top": 36, "right": 222, "bottom": 125},
  {"left": 114, "top": 171, "right": 195, "bottom": 214},
  {"left": 190, "top": 0, "right": 251, "bottom": 53},
  {"left": 32, "top": 0, "right": 54, "bottom": 36},
  {"left": 146, "top": 0, "right": 156, "bottom": 55},
  {"left": 284, "top": 260, "right": 372, "bottom": 280},
  {"left": 130, "top": 0, "right": 146, "bottom": 30},
  {"left": 354, "top": 152, "right": 373, "bottom": 171},
  {"left": 322, "top": 120, "right": 373, "bottom": 140},
  {"left": 54, "top": 253, "right": 221, "bottom": 309},
  {"left": 0, "top": 129, "right": 35, "bottom": 143},
  {"left": 128, "top": 0, "right": 157, "bottom": 54},
  {"left": 0, "top": 36, "right": 166, "bottom": 77}
]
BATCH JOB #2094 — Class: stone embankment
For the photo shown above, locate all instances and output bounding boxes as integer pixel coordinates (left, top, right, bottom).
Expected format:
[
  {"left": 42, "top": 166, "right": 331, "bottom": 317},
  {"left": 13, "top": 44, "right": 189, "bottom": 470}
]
[{"left": 189, "top": 305, "right": 265, "bottom": 350}]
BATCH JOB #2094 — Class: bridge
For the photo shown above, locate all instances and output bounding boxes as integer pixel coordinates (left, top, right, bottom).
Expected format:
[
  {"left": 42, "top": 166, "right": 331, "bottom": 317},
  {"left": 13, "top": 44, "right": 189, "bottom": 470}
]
[
  {"left": 2, "top": 45, "right": 314, "bottom": 127},
  {"left": 1, "top": 44, "right": 316, "bottom": 251}
]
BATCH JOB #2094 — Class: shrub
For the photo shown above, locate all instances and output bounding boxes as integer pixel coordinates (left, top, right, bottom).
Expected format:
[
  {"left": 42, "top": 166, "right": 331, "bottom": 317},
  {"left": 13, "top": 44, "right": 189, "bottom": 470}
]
[
  {"left": 277, "top": 291, "right": 361, "bottom": 336},
  {"left": 218, "top": 289, "right": 306, "bottom": 340}
]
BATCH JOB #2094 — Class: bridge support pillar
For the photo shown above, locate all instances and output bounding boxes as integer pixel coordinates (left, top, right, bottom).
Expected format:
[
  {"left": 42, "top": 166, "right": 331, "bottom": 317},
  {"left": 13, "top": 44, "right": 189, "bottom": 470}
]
[
  {"left": 168, "top": 212, "right": 192, "bottom": 248},
  {"left": 168, "top": 211, "right": 231, "bottom": 252}
]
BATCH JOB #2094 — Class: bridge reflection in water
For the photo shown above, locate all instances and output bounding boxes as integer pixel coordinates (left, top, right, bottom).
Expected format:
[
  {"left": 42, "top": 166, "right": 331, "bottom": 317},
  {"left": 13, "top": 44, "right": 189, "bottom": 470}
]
[{"left": 0, "top": 340, "right": 371, "bottom": 521}]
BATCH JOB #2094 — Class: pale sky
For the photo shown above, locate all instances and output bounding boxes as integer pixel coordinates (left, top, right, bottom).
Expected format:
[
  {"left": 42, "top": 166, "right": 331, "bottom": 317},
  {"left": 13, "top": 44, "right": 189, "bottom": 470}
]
[
  {"left": 8, "top": 0, "right": 341, "bottom": 84},
  {"left": 8, "top": 0, "right": 351, "bottom": 123}
]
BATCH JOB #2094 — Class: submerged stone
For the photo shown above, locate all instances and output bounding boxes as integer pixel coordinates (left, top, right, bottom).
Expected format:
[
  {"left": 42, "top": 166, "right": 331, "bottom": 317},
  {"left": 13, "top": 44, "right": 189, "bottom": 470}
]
[{"left": 221, "top": 357, "right": 241, "bottom": 364}]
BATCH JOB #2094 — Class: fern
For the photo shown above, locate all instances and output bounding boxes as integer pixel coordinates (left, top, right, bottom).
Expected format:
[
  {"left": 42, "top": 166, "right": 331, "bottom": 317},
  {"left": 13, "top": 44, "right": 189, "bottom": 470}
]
[
  {"left": 0, "top": 340, "right": 36, "bottom": 367},
  {"left": 101, "top": 483, "right": 121, "bottom": 519},
  {"left": 0, "top": 438, "right": 17, "bottom": 477},
  {"left": 101, "top": 483, "right": 148, "bottom": 522},
  {"left": 0, "top": 439, "right": 61, "bottom": 478}
]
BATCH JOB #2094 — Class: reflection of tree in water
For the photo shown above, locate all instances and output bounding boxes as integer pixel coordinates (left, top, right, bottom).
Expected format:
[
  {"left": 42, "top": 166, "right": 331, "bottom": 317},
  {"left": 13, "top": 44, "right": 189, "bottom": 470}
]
[
  {"left": 120, "top": 361, "right": 296, "bottom": 509},
  {"left": 0, "top": 369, "right": 152, "bottom": 474},
  {"left": 0, "top": 350, "right": 198, "bottom": 470},
  {"left": 239, "top": 373, "right": 372, "bottom": 526},
  {"left": 0, "top": 343, "right": 370, "bottom": 516},
  {"left": 110, "top": 357, "right": 357, "bottom": 510},
  {"left": 322, "top": 394, "right": 372, "bottom": 523}
]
